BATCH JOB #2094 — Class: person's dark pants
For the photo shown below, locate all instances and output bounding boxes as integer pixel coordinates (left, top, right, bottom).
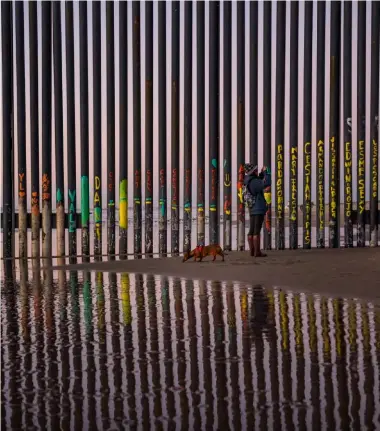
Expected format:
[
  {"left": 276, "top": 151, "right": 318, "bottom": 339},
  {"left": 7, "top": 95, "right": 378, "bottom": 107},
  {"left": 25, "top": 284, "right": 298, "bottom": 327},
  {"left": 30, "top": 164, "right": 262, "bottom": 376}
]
[
  {"left": 248, "top": 214, "right": 265, "bottom": 236},
  {"left": 247, "top": 214, "right": 266, "bottom": 257}
]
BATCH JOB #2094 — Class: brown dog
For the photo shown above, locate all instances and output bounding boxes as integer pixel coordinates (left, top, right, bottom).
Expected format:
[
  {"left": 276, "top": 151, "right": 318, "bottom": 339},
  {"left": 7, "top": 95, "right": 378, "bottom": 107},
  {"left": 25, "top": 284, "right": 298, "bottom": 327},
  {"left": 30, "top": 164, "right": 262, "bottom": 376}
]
[{"left": 183, "top": 245, "right": 225, "bottom": 263}]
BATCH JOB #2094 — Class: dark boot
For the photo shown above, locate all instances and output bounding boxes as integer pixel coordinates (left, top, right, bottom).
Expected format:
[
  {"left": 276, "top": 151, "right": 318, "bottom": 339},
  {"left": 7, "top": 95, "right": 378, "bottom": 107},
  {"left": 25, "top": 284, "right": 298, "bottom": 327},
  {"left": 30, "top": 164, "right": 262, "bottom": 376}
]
[
  {"left": 247, "top": 235, "right": 254, "bottom": 256},
  {"left": 253, "top": 235, "right": 267, "bottom": 257}
]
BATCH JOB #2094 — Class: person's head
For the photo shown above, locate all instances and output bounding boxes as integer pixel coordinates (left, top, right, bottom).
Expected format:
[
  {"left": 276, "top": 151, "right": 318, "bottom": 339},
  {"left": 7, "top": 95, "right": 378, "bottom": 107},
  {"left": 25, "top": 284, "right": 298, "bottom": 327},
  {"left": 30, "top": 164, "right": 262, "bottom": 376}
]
[{"left": 244, "top": 163, "right": 258, "bottom": 177}]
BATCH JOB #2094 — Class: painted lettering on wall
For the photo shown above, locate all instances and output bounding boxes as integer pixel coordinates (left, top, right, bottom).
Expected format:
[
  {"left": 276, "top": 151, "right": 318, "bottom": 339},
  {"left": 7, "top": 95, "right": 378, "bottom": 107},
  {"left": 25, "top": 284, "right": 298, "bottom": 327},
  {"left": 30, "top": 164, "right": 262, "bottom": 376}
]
[
  {"left": 210, "top": 167, "right": 217, "bottom": 212},
  {"left": 146, "top": 169, "right": 153, "bottom": 194},
  {"left": 159, "top": 168, "right": 165, "bottom": 188},
  {"left": 223, "top": 159, "right": 231, "bottom": 218},
  {"left": 108, "top": 171, "right": 114, "bottom": 193},
  {"left": 372, "top": 138, "right": 378, "bottom": 199},
  {"left": 290, "top": 147, "right": 297, "bottom": 222},
  {"left": 31, "top": 191, "right": 39, "bottom": 216},
  {"left": 145, "top": 169, "right": 153, "bottom": 206},
  {"left": 224, "top": 196, "right": 231, "bottom": 215},
  {"left": 358, "top": 140, "right": 365, "bottom": 214},
  {"left": 346, "top": 117, "right": 352, "bottom": 134},
  {"left": 94, "top": 176, "right": 101, "bottom": 207},
  {"left": 276, "top": 144, "right": 284, "bottom": 220},
  {"left": 317, "top": 140, "right": 324, "bottom": 232},
  {"left": 18, "top": 173, "right": 26, "bottom": 198},
  {"left": 94, "top": 175, "right": 102, "bottom": 240},
  {"left": 304, "top": 142, "right": 312, "bottom": 245},
  {"left": 171, "top": 168, "right": 178, "bottom": 210},
  {"left": 344, "top": 141, "right": 352, "bottom": 218},
  {"left": 330, "top": 136, "right": 337, "bottom": 220},
  {"left": 42, "top": 173, "right": 50, "bottom": 201}
]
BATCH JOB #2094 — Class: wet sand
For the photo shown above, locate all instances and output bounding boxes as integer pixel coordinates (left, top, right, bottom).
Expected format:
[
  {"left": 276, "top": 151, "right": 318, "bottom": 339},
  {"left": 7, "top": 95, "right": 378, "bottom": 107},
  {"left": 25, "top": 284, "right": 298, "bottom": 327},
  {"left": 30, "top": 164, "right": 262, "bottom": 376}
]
[{"left": 54, "top": 247, "right": 380, "bottom": 304}]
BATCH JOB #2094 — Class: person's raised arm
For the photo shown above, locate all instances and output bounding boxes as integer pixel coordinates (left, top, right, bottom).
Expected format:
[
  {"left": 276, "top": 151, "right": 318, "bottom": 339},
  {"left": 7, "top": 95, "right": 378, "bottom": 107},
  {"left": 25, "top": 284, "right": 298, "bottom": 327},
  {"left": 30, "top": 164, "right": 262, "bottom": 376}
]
[{"left": 263, "top": 170, "right": 271, "bottom": 187}]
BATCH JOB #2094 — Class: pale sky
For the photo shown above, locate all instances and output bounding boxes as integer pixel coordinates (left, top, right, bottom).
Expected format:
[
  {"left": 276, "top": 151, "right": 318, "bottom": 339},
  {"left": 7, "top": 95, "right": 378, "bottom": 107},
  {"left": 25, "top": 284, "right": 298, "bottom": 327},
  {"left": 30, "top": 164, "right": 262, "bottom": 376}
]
[{"left": 1, "top": 1, "right": 379, "bottom": 214}]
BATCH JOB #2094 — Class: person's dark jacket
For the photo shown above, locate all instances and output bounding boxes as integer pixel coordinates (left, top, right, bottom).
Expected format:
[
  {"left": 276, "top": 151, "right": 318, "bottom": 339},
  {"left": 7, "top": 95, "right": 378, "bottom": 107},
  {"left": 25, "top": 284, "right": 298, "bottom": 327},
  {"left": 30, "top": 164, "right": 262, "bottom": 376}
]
[{"left": 244, "top": 171, "right": 271, "bottom": 215}]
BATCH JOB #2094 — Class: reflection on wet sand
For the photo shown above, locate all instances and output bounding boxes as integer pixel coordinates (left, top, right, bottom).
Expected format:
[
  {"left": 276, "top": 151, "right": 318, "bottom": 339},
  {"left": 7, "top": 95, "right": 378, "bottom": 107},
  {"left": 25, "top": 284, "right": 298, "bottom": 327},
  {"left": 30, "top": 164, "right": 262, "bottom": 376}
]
[{"left": 1, "top": 266, "right": 380, "bottom": 430}]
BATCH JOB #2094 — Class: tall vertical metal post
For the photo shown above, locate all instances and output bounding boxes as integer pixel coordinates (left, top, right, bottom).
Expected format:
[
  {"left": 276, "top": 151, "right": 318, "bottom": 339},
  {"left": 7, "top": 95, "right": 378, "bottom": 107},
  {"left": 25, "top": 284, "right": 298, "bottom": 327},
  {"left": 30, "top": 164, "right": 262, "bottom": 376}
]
[
  {"left": 80, "top": 2, "right": 90, "bottom": 260},
  {"left": 106, "top": 2, "right": 115, "bottom": 258},
  {"left": 275, "top": 1, "right": 286, "bottom": 250},
  {"left": 158, "top": 2, "right": 167, "bottom": 256},
  {"left": 30, "top": 3, "right": 40, "bottom": 259},
  {"left": 53, "top": 2, "right": 65, "bottom": 258},
  {"left": 183, "top": 1, "right": 193, "bottom": 253},
  {"left": 357, "top": 1, "right": 366, "bottom": 247},
  {"left": 93, "top": 2, "right": 102, "bottom": 259},
  {"left": 41, "top": 1, "right": 52, "bottom": 258},
  {"left": 369, "top": 2, "right": 379, "bottom": 247},
  {"left": 316, "top": 2, "right": 326, "bottom": 248},
  {"left": 329, "top": 1, "right": 341, "bottom": 248},
  {"left": 2, "top": 0, "right": 13, "bottom": 272},
  {"left": 145, "top": 1, "right": 154, "bottom": 257},
  {"left": 197, "top": 2, "right": 205, "bottom": 246},
  {"left": 289, "top": 2, "right": 299, "bottom": 250},
  {"left": 15, "top": 2, "right": 27, "bottom": 258},
  {"left": 236, "top": 1, "right": 245, "bottom": 250},
  {"left": 223, "top": 1, "right": 232, "bottom": 251},
  {"left": 132, "top": 1, "right": 142, "bottom": 258},
  {"left": 263, "top": 2, "right": 272, "bottom": 250},
  {"left": 303, "top": 2, "right": 313, "bottom": 249},
  {"left": 250, "top": 2, "right": 258, "bottom": 165},
  {"left": 119, "top": 2, "right": 128, "bottom": 259},
  {"left": 343, "top": 2, "right": 353, "bottom": 248},
  {"left": 171, "top": 2, "right": 180, "bottom": 255},
  {"left": 209, "top": 1, "right": 219, "bottom": 245},
  {"left": 66, "top": 2, "right": 77, "bottom": 263}
]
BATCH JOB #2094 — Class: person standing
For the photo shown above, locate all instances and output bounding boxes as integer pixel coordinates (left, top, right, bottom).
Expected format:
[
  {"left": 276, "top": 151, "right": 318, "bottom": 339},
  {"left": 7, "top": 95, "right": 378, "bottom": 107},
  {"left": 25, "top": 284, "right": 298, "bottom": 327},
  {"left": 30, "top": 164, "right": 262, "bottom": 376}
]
[{"left": 243, "top": 164, "right": 271, "bottom": 257}]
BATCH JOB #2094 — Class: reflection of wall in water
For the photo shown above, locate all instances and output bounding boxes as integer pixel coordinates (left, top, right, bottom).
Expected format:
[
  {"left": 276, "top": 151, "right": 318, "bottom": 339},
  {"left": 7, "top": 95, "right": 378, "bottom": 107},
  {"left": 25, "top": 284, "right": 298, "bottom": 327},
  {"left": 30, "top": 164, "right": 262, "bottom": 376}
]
[{"left": 2, "top": 271, "right": 380, "bottom": 430}]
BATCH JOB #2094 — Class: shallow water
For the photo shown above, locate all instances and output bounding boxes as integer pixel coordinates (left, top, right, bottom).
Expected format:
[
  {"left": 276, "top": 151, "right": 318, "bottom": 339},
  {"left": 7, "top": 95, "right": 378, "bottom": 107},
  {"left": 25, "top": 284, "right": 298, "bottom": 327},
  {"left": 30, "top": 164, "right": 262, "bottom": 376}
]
[{"left": 1, "top": 261, "right": 380, "bottom": 430}]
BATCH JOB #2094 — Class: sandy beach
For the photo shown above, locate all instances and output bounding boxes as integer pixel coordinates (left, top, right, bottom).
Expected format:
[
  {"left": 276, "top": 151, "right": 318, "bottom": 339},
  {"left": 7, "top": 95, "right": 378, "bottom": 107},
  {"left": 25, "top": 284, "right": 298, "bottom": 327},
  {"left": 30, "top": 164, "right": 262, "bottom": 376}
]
[{"left": 54, "top": 247, "right": 380, "bottom": 304}]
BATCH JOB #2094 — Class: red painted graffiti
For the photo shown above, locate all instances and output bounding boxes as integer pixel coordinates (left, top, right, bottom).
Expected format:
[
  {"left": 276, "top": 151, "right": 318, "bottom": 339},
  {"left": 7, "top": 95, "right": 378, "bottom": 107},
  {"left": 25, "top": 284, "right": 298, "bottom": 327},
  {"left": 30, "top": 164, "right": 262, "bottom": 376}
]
[
  {"left": 197, "top": 169, "right": 204, "bottom": 201},
  {"left": 238, "top": 203, "right": 244, "bottom": 222},
  {"left": 172, "top": 168, "right": 178, "bottom": 202},
  {"left": 31, "top": 192, "right": 39, "bottom": 215},
  {"left": 238, "top": 165, "right": 244, "bottom": 187},
  {"left": 211, "top": 168, "right": 217, "bottom": 201},
  {"left": 135, "top": 170, "right": 141, "bottom": 189},
  {"left": 185, "top": 169, "right": 191, "bottom": 197},
  {"left": 159, "top": 168, "right": 165, "bottom": 188},
  {"left": 146, "top": 169, "right": 153, "bottom": 194},
  {"left": 108, "top": 171, "right": 114, "bottom": 192},
  {"left": 18, "top": 173, "right": 26, "bottom": 198},
  {"left": 42, "top": 173, "right": 50, "bottom": 201},
  {"left": 224, "top": 196, "right": 231, "bottom": 215}
]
